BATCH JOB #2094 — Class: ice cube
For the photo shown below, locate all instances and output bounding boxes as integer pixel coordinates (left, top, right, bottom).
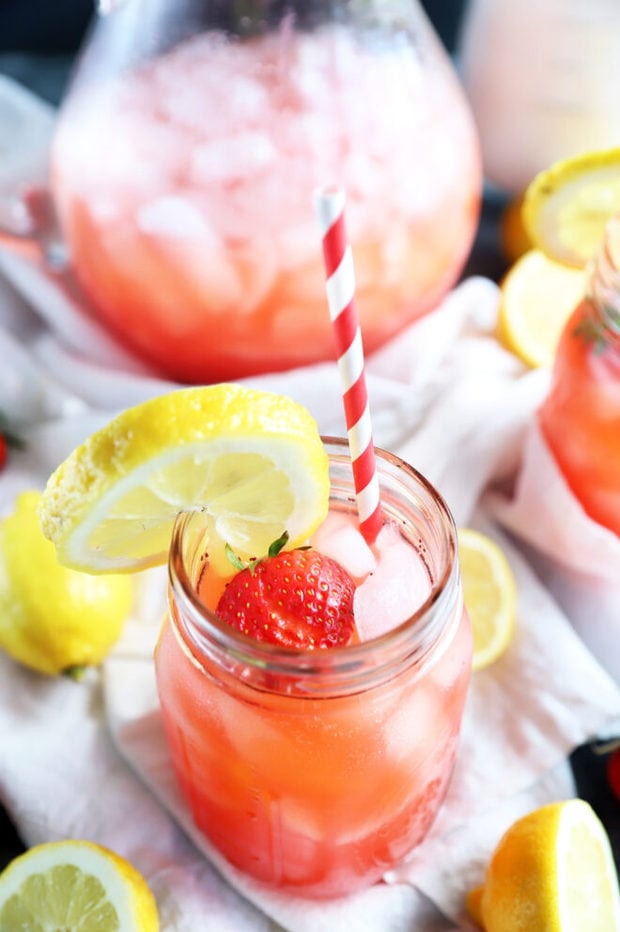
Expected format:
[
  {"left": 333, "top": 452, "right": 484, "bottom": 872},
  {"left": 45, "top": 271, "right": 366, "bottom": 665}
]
[
  {"left": 382, "top": 683, "right": 441, "bottom": 766},
  {"left": 190, "top": 133, "right": 277, "bottom": 185},
  {"left": 311, "top": 512, "right": 376, "bottom": 582},
  {"left": 353, "top": 524, "right": 432, "bottom": 641},
  {"left": 137, "top": 196, "right": 210, "bottom": 239}
]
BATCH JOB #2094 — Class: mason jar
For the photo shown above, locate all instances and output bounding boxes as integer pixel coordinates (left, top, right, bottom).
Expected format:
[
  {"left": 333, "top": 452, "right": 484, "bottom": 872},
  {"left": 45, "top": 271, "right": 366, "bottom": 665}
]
[{"left": 155, "top": 438, "right": 472, "bottom": 898}]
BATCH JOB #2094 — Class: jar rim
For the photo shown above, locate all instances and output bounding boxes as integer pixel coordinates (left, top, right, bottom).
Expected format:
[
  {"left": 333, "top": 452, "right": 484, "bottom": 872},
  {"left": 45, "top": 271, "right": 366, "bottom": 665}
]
[{"left": 167, "top": 437, "right": 461, "bottom": 685}]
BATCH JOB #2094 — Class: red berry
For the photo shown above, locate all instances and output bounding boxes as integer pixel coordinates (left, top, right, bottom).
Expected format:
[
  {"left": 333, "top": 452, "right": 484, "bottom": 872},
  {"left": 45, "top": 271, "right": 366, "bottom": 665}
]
[
  {"left": 0, "top": 434, "right": 6, "bottom": 471},
  {"left": 216, "top": 548, "right": 355, "bottom": 650},
  {"left": 607, "top": 748, "right": 620, "bottom": 802}
]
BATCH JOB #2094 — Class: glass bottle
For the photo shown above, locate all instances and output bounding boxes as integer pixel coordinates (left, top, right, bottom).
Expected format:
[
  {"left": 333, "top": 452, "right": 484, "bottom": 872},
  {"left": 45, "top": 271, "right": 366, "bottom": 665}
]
[
  {"left": 10, "top": 0, "right": 480, "bottom": 383},
  {"left": 538, "top": 215, "right": 620, "bottom": 535},
  {"left": 154, "top": 438, "right": 472, "bottom": 898},
  {"left": 458, "top": 0, "right": 620, "bottom": 194}
]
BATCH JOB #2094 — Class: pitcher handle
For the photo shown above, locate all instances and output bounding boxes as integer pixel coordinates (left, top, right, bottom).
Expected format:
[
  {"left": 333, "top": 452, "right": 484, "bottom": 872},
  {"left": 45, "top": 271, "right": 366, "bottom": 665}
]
[{"left": 0, "top": 185, "right": 68, "bottom": 267}]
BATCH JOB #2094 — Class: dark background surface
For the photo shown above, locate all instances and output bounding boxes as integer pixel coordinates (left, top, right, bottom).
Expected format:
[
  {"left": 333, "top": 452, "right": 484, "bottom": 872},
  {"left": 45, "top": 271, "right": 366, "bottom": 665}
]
[
  {"left": 1, "top": 0, "right": 619, "bottom": 908},
  {"left": 0, "top": 0, "right": 466, "bottom": 54},
  {"left": 0, "top": 0, "right": 468, "bottom": 104}
]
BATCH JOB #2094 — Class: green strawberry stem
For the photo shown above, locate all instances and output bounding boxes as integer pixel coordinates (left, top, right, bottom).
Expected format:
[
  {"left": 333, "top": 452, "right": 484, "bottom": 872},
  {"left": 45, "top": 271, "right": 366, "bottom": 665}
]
[
  {"left": 574, "top": 303, "right": 620, "bottom": 354},
  {"left": 225, "top": 530, "right": 291, "bottom": 575}
]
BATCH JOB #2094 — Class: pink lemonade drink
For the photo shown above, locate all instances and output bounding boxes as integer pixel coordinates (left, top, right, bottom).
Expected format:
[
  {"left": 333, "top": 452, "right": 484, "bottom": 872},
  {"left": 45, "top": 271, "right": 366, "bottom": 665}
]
[
  {"left": 155, "top": 439, "right": 472, "bottom": 898},
  {"left": 538, "top": 217, "right": 620, "bottom": 535},
  {"left": 50, "top": 20, "right": 481, "bottom": 382}
]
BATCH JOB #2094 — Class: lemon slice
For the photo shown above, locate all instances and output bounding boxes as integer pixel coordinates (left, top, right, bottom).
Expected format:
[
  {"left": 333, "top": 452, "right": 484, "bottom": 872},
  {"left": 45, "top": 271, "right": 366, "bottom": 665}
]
[
  {"left": 0, "top": 491, "right": 133, "bottom": 676},
  {"left": 522, "top": 148, "right": 620, "bottom": 268},
  {"left": 39, "top": 385, "right": 329, "bottom": 574},
  {"left": 458, "top": 527, "right": 516, "bottom": 672},
  {"left": 467, "top": 799, "right": 620, "bottom": 931},
  {"left": 0, "top": 839, "right": 159, "bottom": 931},
  {"left": 498, "top": 249, "right": 586, "bottom": 368}
]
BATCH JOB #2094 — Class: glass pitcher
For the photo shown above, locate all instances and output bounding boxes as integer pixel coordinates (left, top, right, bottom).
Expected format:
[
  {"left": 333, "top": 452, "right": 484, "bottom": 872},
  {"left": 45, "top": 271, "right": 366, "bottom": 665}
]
[{"left": 4, "top": 0, "right": 482, "bottom": 382}]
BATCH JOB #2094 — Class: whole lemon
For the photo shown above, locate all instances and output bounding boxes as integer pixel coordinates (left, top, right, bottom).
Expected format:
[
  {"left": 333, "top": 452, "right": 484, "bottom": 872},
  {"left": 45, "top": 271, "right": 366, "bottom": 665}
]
[{"left": 0, "top": 491, "right": 133, "bottom": 676}]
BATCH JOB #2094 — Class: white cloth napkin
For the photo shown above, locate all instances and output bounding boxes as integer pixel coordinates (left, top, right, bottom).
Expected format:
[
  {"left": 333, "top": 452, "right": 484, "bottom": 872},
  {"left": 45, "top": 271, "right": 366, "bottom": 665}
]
[{"left": 1, "top": 73, "right": 620, "bottom": 931}]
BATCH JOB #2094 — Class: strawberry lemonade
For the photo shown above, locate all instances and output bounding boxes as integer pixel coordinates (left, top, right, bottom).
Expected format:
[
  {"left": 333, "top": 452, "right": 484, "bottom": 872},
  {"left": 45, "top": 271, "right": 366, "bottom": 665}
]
[
  {"left": 538, "top": 217, "right": 620, "bottom": 534},
  {"left": 50, "top": 21, "right": 481, "bottom": 381},
  {"left": 155, "top": 438, "right": 472, "bottom": 897},
  {"left": 38, "top": 386, "right": 471, "bottom": 900}
]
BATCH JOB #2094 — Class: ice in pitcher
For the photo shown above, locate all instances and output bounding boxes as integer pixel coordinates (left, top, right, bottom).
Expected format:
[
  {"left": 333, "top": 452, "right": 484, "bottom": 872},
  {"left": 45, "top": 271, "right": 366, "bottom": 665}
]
[{"left": 51, "top": 24, "right": 480, "bottom": 381}]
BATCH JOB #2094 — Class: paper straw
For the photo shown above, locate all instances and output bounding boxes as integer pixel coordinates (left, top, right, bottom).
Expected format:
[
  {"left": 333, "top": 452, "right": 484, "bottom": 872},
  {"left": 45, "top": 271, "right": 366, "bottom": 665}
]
[{"left": 314, "top": 185, "right": 383, "bottom": 544}]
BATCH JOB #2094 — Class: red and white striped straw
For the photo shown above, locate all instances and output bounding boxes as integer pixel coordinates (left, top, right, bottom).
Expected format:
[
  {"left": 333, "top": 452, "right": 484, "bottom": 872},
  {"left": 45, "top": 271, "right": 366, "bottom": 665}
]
[{"left": 314, "top": 185, "right": 383, "bottom": 544}]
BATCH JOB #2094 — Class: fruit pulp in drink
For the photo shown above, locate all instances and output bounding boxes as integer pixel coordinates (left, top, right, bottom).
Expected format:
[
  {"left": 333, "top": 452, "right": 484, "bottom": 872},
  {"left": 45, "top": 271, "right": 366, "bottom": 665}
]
[
  {"left": 155, "top": 506, "right": 472, "bottom": 898},
  {"left": 50, "top": 25, "right": 481, "bottom": 382}
]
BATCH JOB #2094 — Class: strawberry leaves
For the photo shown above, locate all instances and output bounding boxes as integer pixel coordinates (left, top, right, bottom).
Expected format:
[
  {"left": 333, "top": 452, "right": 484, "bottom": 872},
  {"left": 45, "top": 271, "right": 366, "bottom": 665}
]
[
  {"left": 574, "top": 304, "right": 620, "bottom": 354},
  {"left": 224, "top": 530, "right": 291, "bottom": 575}
]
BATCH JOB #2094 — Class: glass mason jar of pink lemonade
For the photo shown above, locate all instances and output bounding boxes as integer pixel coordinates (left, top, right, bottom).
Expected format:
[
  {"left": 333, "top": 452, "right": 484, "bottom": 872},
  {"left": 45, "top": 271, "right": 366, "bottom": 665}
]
[
  {"left": 154, "top": 438, "right": 472, "bottom": 898},
  {"left": 47, "top": 0, "right": 482, "bottom": 383},
  {"left": 538, "top": 216, "right": 620, "bottom": 535}
]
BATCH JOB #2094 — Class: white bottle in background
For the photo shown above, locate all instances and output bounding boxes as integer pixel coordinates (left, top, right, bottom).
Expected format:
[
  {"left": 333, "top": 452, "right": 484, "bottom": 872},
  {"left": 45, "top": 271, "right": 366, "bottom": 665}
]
[{"left": 458, "top": 0, "right": 620, "bottom": 194}]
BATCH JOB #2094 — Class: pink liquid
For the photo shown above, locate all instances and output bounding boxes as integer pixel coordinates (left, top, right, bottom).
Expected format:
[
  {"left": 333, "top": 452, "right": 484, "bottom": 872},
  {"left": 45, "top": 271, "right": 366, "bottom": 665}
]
[
  {"left": 155, "top": 508, "right": 472, "bottom": 897},
  {"left": 51, "top": 25, "right": 481, "bottom": 382},
  {"left": 539, "top": 299, "right": 620, "bottom": 533}
]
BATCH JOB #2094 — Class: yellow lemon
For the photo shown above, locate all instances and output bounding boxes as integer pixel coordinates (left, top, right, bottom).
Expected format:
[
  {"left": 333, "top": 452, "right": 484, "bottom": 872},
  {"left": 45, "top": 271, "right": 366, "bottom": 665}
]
[
  {"left": 499, "top": 193, "right": 532, "bottom": 263},
  {"left": 0, "top": 491, "right": 133, "bottom": 676},
  {"left": 38, "top": 384, "right": 329, "bottom": 575},
  {"left": 467, "top": 799, "right": 620, "bottom": 931},
  {"left": 458, "top": 528, "right": 516, "bottom": 672},
  {"left": 522, "top": 147, "right": 620, "bottom": 268},
  {"left": 0, "top": 839, "right": 159, "bottom": 931},
  {"left": 498, "top": 249, "right": 586, "bottom": 368}
]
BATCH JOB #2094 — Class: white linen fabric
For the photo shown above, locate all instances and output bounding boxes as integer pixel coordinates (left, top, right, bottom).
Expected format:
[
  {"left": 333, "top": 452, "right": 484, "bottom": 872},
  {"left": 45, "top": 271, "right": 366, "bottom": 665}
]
[{"left": 1, "top": 74, "right": 619, "bottom": 931}]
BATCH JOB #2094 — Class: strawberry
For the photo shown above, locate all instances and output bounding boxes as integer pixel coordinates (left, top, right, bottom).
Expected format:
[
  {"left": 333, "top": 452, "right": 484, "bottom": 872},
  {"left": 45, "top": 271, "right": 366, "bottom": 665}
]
[
  {"left": 216, "top": 542, "right": 355, "bottom": 650},
  {"left": 0, "top": 434, "right": 6, "bottom": 471},
  {"left": 607, "top": 747, "right": 620, "bottom": 803}
]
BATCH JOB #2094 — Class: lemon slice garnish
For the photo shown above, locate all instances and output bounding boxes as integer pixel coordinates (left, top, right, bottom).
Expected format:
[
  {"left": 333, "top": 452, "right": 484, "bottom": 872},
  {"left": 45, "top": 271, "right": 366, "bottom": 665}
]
[
  {"left": 498, "top": 249, "right": 586, "bottom": 368},
  {"left": 458, "top": 527, "right": 516, "bottom": 672},
  {"left": 522, "top": 147, "right": 620, "bottom": 268},
  {"left": 467, "top": 799, "right": 620, "bottom": 931},
  {"left": 0, "top": 840, "right": 159, "bottom": 931},
  {"left": 39, "top": 384, "right": 329, "bottom": 574}
]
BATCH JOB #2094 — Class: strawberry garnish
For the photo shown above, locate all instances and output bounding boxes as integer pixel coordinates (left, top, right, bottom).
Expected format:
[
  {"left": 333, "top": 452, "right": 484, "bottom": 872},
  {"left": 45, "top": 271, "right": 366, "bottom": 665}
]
[{"left": 216, "top": 537, "right": 355, "bottom": 650}]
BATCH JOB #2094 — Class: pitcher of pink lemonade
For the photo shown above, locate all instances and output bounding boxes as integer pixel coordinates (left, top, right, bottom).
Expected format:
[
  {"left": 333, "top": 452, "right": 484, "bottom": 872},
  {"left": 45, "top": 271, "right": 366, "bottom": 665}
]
[{"left": 6, "top": 0, "right": 482, "bottom": 382}]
